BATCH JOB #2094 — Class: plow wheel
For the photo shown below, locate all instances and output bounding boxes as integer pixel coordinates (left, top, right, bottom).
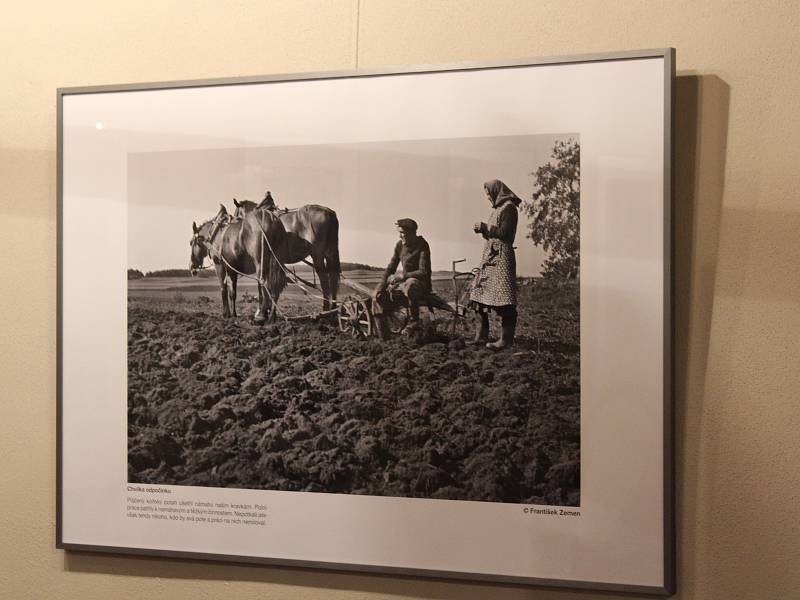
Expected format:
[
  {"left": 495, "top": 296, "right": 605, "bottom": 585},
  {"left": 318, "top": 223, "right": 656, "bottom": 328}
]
[{"left": 338, "top": 299, "right": 373, "bottom": 338}]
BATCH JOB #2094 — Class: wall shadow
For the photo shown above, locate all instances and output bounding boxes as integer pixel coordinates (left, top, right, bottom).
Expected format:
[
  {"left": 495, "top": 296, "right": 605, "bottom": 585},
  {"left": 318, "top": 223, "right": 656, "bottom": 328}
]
[
  {"left": 672, "top": 73, "right": 730, "bottom": 598},
  {"left": 64, "top": 550, "right": 612, "bottom": 600}
]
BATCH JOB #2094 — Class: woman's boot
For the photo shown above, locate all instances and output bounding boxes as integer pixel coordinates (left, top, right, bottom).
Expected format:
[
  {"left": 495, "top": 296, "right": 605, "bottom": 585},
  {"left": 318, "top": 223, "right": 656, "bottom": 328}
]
[
  {"left": 487, "top": 312, "right": 516, "bottom": 350},
  {"left": 468, "top": 313, "right": 489, "bottom": 345}
]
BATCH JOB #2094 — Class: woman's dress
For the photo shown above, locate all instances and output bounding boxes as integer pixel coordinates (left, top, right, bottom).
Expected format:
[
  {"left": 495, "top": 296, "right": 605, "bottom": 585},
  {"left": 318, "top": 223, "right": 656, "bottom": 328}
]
[{"left": 469, "top": 201, "right": 518, "bottom": 309}]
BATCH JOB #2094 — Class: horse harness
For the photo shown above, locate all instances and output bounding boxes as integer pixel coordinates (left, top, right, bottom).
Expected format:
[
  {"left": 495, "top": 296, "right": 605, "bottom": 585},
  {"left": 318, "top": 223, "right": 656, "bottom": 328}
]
[
  {"left": 192, "top": 210, "right": 325, "bottom": 317},
  {"left": 192, "top": 214, "right": 229, "bottom": 268}
]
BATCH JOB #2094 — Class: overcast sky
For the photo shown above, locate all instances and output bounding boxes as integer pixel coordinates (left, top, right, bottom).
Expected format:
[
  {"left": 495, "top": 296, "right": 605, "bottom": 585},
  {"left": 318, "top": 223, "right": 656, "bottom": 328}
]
[{"left": 128, "top": 133, "right": 577, "bottom": 276}]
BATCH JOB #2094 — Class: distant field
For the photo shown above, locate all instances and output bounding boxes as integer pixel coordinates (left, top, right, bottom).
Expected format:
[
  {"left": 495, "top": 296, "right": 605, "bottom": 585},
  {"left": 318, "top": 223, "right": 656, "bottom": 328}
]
[{"left": 128, "top": 271, "right": 459, "bottom": 300}]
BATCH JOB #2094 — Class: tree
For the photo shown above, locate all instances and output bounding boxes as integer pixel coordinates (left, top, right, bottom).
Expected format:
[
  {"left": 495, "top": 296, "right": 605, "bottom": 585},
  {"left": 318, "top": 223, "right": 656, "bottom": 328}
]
[
  {"left": 145, "top": 268, "right": 191, "bottom": 278},
  {"left": 523, "top": 139, "right": 580, "bottom": 279}
]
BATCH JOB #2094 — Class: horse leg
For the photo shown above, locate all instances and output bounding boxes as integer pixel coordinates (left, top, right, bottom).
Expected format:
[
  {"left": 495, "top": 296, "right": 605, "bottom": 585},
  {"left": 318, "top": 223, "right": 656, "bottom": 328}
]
[
  {"left": 254, "top": 284, "right": 267, "bottom": 324},
  {"left": 325, "top": 253, "right": 340, "bottom": 310},
  {"left": 254, "top": 253, "right": 273, "bottom": 325},
  {"left": 312, "top": 252, "right": 329, "bottom": 312},
  {"left": 323, "top": 238, "right": 341, "bottom": 311},
  {"left": 216, "top": 265, "right": 230, "bottom": 318},
  {"left": 228, "top": 273, "right": 238, "bottom": 317},
  {"left": 325, "top": 216, "right": 341, "bottom": 310},
  {"left": 254, "top": 241, "right": 269, "bottom": 324}
]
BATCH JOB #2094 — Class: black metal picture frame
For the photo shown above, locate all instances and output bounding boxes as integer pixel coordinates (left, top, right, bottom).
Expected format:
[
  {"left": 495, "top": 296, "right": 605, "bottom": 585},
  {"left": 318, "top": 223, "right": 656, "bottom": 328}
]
[{"left": 58, "top": 48, "right": 675, "bottom": 595}]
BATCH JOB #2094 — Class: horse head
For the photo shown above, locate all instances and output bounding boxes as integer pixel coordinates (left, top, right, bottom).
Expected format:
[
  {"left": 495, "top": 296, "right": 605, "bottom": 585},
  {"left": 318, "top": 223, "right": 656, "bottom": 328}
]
[
  {"left": 189, "top": 205, "right": 231, "bottom": 275},
  {"left": 189, "top": 220, "right": 210, "bottom": 276}
]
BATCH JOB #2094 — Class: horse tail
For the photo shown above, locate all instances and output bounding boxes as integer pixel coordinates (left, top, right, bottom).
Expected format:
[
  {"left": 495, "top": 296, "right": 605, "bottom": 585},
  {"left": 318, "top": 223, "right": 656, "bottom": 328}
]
[
  {"left": 326, "top": 210, "right": 341, "bottom": 273},
  {"left": 260, "top": 212, "right": 287, "bottom": 316},
  {"left": 325, "top": 211, "right": 341, "bottom": 303},
  {"left": 265, "top": 242, "right": 286, "bottom": 311}
]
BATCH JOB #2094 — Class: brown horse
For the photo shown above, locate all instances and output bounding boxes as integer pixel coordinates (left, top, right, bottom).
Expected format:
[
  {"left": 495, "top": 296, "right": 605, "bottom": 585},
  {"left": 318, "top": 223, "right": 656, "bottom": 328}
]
[
  {"left": 233, "top": 194, "right": 340, "bottom": 311},
  {"left": 190, "top": 204, "right": 287, "bottom": 322}
]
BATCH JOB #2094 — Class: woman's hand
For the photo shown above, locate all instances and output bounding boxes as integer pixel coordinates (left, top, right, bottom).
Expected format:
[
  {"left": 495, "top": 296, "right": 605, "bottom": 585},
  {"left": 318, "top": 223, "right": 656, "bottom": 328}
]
[{"left": 473, "top": 222, "right": 487, "bottom": 235}]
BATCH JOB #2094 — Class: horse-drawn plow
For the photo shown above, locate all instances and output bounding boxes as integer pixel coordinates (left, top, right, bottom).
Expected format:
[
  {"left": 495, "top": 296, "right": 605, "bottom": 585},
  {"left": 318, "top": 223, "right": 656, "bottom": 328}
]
[
  {"left": 190, "top": 202, "right": 476, "bottom": 340},
  {"left": 334, "top": 259, "right": 475, "bottom": 340}
]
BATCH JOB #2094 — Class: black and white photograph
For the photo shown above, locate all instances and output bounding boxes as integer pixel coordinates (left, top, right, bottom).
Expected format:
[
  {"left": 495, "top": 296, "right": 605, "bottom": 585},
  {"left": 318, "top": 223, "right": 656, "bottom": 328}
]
[{"left": 126, "top": 134, "right": 581, "bottom": 506}]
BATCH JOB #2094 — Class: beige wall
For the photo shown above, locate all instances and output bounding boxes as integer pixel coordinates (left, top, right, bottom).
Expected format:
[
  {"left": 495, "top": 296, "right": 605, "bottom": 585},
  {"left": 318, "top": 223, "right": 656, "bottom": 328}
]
[{"left": 1, "top": 1, "right": 798, "bottom": 598}]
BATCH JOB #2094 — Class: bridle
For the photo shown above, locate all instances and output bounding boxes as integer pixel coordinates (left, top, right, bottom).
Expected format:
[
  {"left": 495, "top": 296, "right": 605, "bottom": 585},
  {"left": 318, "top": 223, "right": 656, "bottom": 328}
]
[{"left": 191, "top": 215, "right": 229, "bottom": 270}]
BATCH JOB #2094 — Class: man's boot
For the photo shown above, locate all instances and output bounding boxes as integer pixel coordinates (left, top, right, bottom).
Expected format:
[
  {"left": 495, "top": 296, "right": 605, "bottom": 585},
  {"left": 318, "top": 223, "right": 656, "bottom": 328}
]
[
  {"left": 408, "top": 301, "right": 420, "bottom": 322},
  {"left": 403, "top": 301, "right": 421, "bottom": 335},
  {"left": 487, "top": 312, "right": 516, "bottom": 350},
  {"left": 468, "top": 313, "right": 490, "bottom": 345}
]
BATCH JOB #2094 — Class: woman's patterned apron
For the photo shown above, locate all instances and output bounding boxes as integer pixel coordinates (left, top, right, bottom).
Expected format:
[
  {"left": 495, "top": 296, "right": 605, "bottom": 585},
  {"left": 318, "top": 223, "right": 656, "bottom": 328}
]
[{"left": 469, "top": 203, "right": 517, "bottom": 307}]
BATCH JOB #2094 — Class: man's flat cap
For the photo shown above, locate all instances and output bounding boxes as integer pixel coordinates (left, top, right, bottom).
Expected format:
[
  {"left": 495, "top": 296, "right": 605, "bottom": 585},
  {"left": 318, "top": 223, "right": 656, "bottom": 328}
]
[{"left": 396, "top": 218, "right": 418, "bottom": 232}]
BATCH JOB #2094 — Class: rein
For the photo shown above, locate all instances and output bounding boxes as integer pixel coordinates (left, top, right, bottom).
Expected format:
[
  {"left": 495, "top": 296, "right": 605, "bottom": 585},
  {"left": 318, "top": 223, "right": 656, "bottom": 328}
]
[
  {"left": 250, "top": 213, "right": 330, "bottom": 304},
  {"left": 192, "top": 216, "right": 228, "bottom": 271},
  {"left": 196, "top": 214, "right": 290, "bottom": 319}
]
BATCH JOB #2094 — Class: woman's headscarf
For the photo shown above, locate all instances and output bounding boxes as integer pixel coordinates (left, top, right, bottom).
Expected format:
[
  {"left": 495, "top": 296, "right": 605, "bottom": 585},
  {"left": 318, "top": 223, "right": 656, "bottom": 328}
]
[{"left": 484, "top": 179, "right": 521, "bottom": 208}]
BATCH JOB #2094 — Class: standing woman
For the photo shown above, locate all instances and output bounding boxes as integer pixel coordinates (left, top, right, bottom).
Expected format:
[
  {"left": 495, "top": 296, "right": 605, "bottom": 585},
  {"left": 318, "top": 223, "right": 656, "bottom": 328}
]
[{"left": 470, "top": 179, "right": 521, "bottom": 349}]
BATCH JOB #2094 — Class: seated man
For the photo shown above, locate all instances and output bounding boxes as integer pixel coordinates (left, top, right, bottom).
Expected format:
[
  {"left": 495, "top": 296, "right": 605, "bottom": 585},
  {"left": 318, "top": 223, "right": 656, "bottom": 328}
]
[{"left": 374, "top": 218, "right": 432, "bottom": 324}]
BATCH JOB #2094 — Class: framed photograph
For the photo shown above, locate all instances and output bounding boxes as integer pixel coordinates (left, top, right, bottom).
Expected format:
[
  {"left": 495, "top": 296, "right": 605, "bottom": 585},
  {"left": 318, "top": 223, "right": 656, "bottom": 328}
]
[{"left": 58, "top": 48, "right": 674, "bottom": 595}]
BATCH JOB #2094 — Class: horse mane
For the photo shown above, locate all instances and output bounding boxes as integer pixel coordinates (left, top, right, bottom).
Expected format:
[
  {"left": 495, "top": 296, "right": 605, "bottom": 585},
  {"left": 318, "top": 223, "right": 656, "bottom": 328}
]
[{"left": 197, "top": 218, "right": 215, "bottom": 232}]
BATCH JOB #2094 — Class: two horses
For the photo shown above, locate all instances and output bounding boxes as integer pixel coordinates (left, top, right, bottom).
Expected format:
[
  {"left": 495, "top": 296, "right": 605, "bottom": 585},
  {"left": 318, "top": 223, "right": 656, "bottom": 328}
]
[{"left": 189, "top": 198, "right": 340, "bottom": 322}]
